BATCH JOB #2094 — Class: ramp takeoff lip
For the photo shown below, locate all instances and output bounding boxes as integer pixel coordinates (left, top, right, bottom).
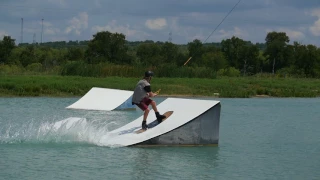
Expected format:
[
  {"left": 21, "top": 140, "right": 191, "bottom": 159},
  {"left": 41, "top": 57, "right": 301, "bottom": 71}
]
[{"left": 100, "top": 97, "right": 221, "bottom": 147}]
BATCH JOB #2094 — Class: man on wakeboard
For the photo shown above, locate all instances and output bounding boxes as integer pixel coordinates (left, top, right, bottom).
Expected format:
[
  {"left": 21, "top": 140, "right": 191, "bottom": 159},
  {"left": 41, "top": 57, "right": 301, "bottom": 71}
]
[{"left": 132, "top": 71, "right": 166, "bottom": 130}]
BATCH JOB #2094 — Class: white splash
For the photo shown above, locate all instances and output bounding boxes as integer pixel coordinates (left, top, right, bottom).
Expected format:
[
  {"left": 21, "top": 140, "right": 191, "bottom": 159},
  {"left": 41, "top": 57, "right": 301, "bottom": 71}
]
[{"left": 0, "top": 117, "right": 121, "bottom": 147}]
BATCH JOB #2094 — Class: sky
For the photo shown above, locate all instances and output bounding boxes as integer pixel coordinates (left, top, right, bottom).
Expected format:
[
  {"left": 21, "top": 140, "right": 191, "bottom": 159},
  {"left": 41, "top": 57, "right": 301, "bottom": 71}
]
[{"left": 0, "top": 0, "right": 320, "bottom": 46}]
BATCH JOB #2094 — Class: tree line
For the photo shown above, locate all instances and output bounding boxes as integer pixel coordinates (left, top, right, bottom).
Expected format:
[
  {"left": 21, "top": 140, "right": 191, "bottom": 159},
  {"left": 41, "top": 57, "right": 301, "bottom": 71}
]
[{"left": 0, "top": 30, "right": 320, "bottom": 78}]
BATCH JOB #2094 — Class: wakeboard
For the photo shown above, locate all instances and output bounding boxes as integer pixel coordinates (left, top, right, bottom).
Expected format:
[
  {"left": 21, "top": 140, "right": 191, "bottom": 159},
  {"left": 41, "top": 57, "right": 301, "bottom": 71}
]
[{"left": 135, "top": 111, "right": 174, "bottom": 134}]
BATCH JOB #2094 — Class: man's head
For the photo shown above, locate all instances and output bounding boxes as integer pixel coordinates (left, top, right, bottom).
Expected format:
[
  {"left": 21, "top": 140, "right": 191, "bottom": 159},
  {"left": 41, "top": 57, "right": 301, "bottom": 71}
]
[{"left": 144, "top": 70, "right": 154, "bottom": 82}]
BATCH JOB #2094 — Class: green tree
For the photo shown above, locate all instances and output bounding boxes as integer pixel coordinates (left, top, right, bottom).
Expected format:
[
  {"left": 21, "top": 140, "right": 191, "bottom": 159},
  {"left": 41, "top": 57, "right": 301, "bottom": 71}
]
[
  {"left": 36, "top": 46, "right": 57, "bottom": 70},
  {"left": 202, "top": 51, "right": 227, "bottom": 71},
  {"left": 7, "top": 47, "right": 23, "bottom": 65},
  {"left": 85, "top": 31, "right": 128, "bottom": 64},
  {"left": 264, "top": 31, "right": 290, "bottom": 74},
  {"left": 257, "top": 50, "right": 268, "bottom": 73},
  {"left": 0, "top": 36, "right": 16, "bottom": 64},
  {"left": 293, "top": 42, "right": 320, "bottom": 77},
  {"left": 136, "top": 43, "right": 162, "bottom": 66},
  {"left": 221, "top": 36, "right": 246, "bottom": 69},
  {"left": 203, "top": 45, "right": 220, "bottom": 54},
  {"left": 175, "top": 52, "right": 189, "bottom": 66},
  {"left": 186, "top": 39, "right": 203, "bottom": 66},
  {"left": 19, "top": 45, "right": 37, "bottom": 67},
  {"left": 109, "top": 33, "right": 129, "bottom": 64},
  {"left": 240, "top": 45, "right": 260, "bottom": 75},
  {"left": 66, "top": 47, "right": 84, "bottom": 61},
  {"left": 161, "top": 42, "right": 179, "bottom": 65}
]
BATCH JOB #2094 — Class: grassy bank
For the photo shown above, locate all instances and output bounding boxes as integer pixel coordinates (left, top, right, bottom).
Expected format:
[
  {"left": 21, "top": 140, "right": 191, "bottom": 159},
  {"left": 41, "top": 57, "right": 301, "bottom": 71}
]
[{"left": 0, "top": 75, "right": 320, "bottom": 97}]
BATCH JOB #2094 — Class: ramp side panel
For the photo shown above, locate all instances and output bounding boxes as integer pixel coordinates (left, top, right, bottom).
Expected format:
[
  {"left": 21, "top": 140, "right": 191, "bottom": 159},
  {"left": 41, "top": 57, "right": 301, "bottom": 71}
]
[
  {"left": 135, "top": 103, "right": 221, "bottom": 146},
  {"left": 100, "top": 98, "right": 220, "bottom": 146},
  {"left": 200, "top": 103, "right": 220, "bottom": 144},
  {"left": 66, "top": 87, "right": 134, "bottom": 111}
]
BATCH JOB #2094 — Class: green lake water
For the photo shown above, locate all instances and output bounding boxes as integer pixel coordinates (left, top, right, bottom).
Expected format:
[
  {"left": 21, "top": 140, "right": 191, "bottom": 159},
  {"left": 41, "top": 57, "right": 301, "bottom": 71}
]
[{"left": 0, "top": 97, "right": 319, "bottom": 179}]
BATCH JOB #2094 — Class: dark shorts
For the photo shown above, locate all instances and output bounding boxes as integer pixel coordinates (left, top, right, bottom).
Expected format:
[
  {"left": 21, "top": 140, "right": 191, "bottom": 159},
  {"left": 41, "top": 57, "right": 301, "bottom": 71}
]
[{"left": 136, "top": 97, "right": 152, "bottom": 111}]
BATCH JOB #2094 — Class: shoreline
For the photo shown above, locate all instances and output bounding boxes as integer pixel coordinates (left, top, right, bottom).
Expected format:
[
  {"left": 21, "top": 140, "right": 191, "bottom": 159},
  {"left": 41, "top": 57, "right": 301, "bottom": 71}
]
[
  {"left": 1, "top": 75, "right": 320, "bottom": 98},
  {"left": 2, "top": 94, "right": 319, "bottom": 99}
]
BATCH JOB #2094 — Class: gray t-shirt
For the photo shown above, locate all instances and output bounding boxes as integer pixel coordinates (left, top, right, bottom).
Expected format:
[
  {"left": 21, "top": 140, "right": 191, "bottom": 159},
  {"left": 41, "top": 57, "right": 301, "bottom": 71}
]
[{"left": 132, "top": 79, "right": 151, "bottom": 104}]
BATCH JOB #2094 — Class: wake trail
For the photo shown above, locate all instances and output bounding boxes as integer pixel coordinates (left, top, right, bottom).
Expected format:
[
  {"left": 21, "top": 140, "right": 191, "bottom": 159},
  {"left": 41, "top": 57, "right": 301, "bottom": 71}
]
[{"left": 0, "top": 117, "right": 122, "bottom": 147}]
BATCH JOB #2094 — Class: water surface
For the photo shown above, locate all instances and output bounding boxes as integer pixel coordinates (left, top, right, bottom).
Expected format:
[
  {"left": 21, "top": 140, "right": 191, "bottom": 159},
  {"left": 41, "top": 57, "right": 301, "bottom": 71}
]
[{"left": 0, "top": 97, "right": 319, "bottom": 179}]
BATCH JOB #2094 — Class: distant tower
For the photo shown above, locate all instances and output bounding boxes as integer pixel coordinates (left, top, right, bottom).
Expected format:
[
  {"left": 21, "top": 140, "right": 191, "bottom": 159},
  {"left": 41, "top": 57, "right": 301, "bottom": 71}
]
[
  {"left": 33, "top": 33, "right": 36, "bottom": 44},
  {"left": 21, "top": 18, "right": 24, "bottom": 44},
  {"left": 41, "top": 18, "right": 44, "bottom": 44},
  {"left": 168, "top": 31, "right": 172, "bottom": 43}
]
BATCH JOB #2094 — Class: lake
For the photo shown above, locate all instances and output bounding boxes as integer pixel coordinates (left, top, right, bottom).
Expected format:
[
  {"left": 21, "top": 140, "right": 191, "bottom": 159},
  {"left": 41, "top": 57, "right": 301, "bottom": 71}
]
[{"left": 0, "top": 97, "right": 319, "bottom": 179}]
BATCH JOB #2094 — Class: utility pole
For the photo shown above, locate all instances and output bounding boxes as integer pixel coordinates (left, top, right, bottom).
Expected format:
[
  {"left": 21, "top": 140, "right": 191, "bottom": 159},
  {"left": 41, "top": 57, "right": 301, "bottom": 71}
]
[
  {"left": 168, "top": 31, "right": 172, "bottom": 43},
  {"left": 21, "top": 18, "right": 23, "bottom": 44},
  {"left": 41, "top": 18, "right": 44, "bottom": 44},
  {"left": 33, "top": 33, "right": 36, "bottom": 44}
]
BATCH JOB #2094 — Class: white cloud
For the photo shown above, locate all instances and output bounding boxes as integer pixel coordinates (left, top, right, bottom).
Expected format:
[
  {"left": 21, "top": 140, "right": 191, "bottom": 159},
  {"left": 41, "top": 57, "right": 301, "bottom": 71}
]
[
  {"left": 0, "top": 30, "right": 8, "bottom": 38},
  {"left": 93, "top": 0, "right": 101, "bottom": 7},
  {"left": 278, "top": 28, "right": 305, "bottom": 39},
  {"left": 42, "top": 21, "right": 61, "bottom": 35},
  {"left": 1, "top": 0, "right": 320, "bottom": 46},
  {"left": 218, "top": 27, "right": 248, "bottom": 40},
  {"left": 92, "top": 20, "right": 150, "bottom": 39},
  {"left": 169, "top": 17, "right": 180, "bottom": 32},
  {"left": 20, "top": 20, "right": 61, "bottom": 42},
  {"left": 310, "top": 9, "right": 320, "bottom": 36},
  {"left": 50, "top": 36, "right": 68, "bottom": 42},
  {"left": 188, "top": 12, "right": 208, "bottom": 19},
  {"left": 65, "top": 12, "right": 89, "bottom": 35},
  {"left": 171, "top": 25, "right": 248, "bottom": 43},
  {"left": 47, "top": 0, "right": 67, "bottom": 7},
  {"left": 265, "top": 28, "right": 305, "bottom": 41},
  {"left": 190, "top": 34, "right": 206, "bottom": 41},
  {"left": 183, "top": 28, "right": 206, "bottom": 42},
  {"left": 145, "top": 18, "right": 167, "bottom": 30},
  {"left": 45, "top": 28, "right": 60, "bottom": 35}
]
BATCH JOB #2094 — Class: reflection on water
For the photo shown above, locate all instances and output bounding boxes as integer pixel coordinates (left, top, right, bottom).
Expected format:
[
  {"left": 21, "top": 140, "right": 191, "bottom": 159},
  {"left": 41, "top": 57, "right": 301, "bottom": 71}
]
[{"left": 130, "top": 146, "right": 220, "bottom": 179}]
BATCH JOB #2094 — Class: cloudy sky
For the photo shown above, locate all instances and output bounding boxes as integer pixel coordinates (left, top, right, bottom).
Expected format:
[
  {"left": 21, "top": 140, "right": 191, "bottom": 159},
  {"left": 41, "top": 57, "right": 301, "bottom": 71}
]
[{"left": 1, "top": 0, "right": 320, "bottom": 46}]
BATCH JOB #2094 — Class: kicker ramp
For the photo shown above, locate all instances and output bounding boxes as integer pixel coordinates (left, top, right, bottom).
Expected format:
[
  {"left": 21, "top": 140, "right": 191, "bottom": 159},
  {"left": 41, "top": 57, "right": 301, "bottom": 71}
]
[
  {"left": 100, "top": 97, "right": 221, "bottom": 147},
  {"left": 66, "top": 87, "right": 135, "bottom": 111}
]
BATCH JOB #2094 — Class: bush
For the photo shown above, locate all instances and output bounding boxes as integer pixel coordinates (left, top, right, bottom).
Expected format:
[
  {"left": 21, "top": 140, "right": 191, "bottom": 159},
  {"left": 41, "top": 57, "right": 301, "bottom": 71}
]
[
  {"left": 26, "top": 63, "right": 43, "bottom": 72},
  {"left": 0, "top": 64, "right": 24, "bottom": 75},
  {"left": 60, "top": 62, "right": 218, "bottom": 79},
  {"left": 217, "top": 67, "right": 240, "bottom": 77}
]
